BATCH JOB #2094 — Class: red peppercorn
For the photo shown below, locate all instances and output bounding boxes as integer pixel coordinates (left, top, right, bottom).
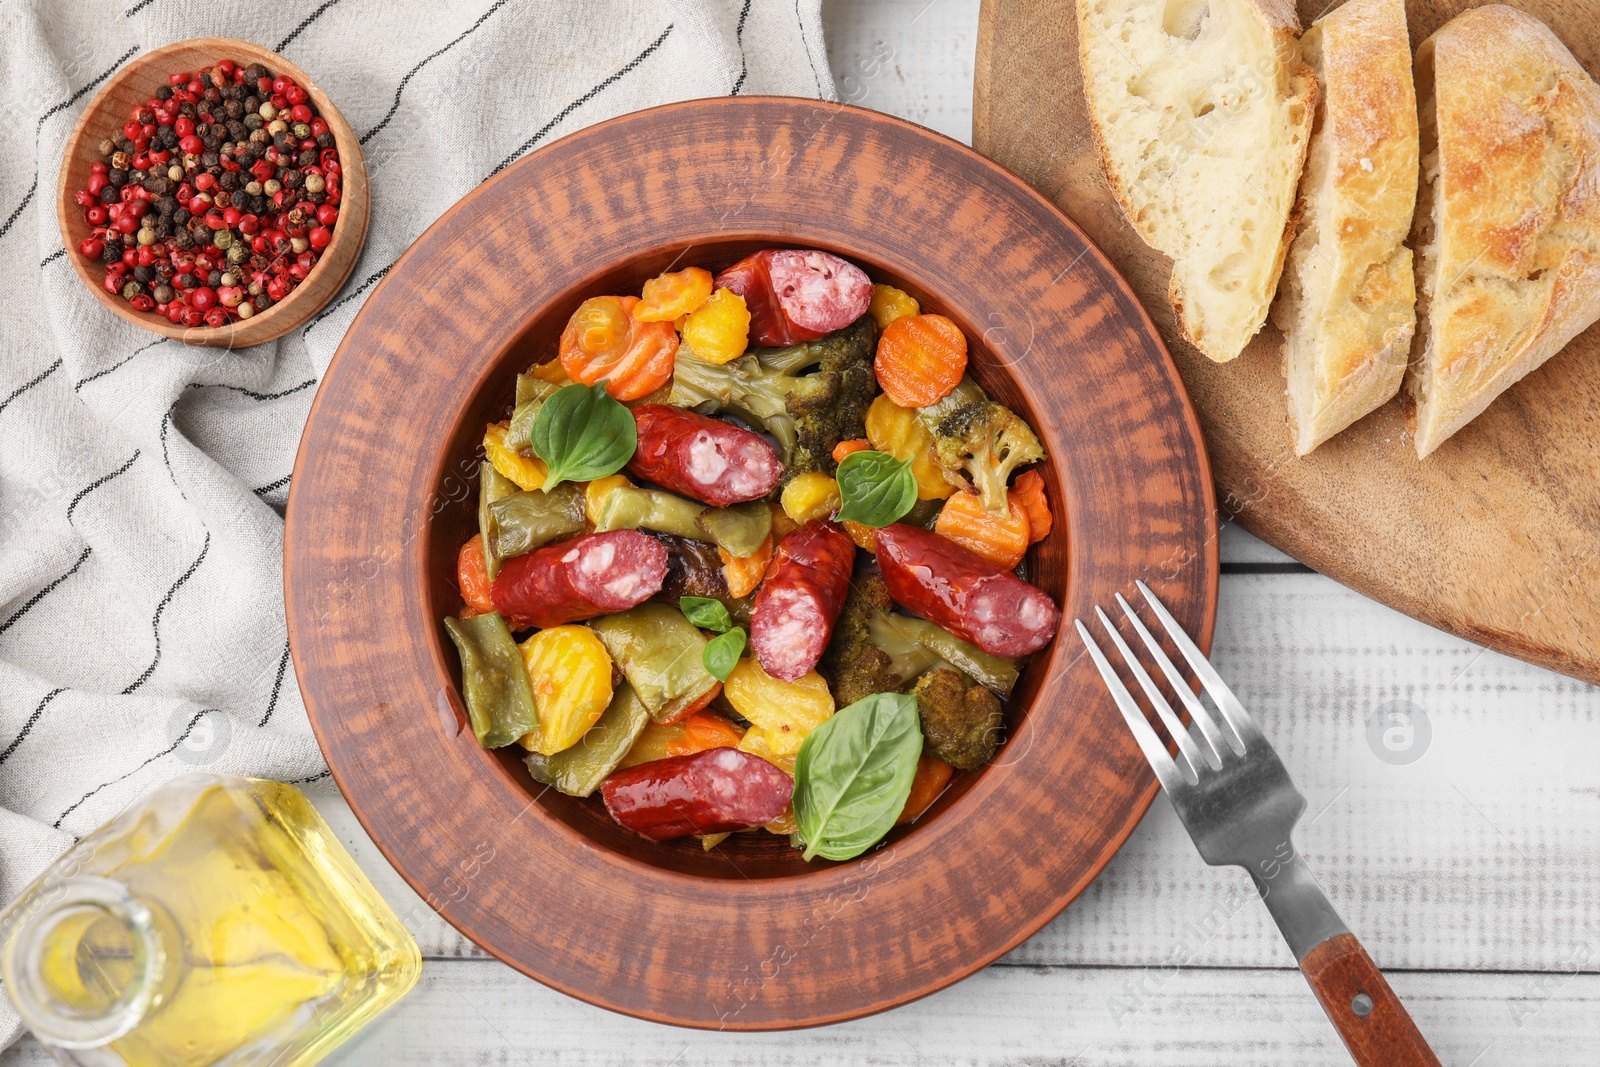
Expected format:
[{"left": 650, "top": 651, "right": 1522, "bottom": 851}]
[
  {"left": 113, "top": 214, "right": 138, "bottom": 235},
  {"left": 136, "top": 247, "right": 156, "bottom": 266},
  {"left": 86, "top": 205, "right": 108, "bottom": 225},
  {"left": 215, "top": 59, "right": 235, "bottom": 77},
  {"left": 221, "top": 206, "right": 241, "bottom": 227},
  {"left": 169, "top": 71, "right": 190, "bottom": 86},
  {"left": 308, "top": 226, "right": 332, "bottom": 251},
  {"left": 130, "top": 294, "right": 155, "bottom": 311},
  {"left": 74, "top": 189, "right": 94, "bottom": 207},
  {"left": 204, "top": 307, "right": 228, "bottom": 328},
  {"left": 102, "top": 274, "right": 121, "bottom": 294},
  {"left": 79, "top": 237, "right": 104, "bottom": 259},
  {"left": 87, "top": 173, "right": 108, "bottom": 195},
  {"left": 252, "top": 159, "right": 275, "bottom": 182},
  {"left": 194, "top": 173, "right": 216, "bottom": 191},
  {"left": 310, "top": 118, "right": 329, "bottom": 137},
  {"left": 315, "top": 204, "right": 338, "bottom": 227},
  {"left": 182, "top": 307, "right": 204, "bottom": 327},
  {"left": 272, "top": 75, "right": 292, "bottom": 94},
  {"left": 167, "top": 304, "right": 184, "bottom": 323},
  {"left": 267, "top": 277, "right": 289, "bottom": 301},
  {"left": 286, "top": 85, "right": 308, "bottom": 105},
  {"left": 179, "top": 135, "right": 203, "bottom": 155},
  {"left": 125, "top": 200, "right": 148, "bottom": 219},
  {"left": 121, "top": 249, "right": 137, "bottom": 266},
  {"left": 290, "top": 103, "right": 312, "bottom": 123},
  {"left": 205, "top": 212, "right": 226, "bottom": 230},
  {"left": 189, "top": 286, "right": 218, "bottom": 312}
]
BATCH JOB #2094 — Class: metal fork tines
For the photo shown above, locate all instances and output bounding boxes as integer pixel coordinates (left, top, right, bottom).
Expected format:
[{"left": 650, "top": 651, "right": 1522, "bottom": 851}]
[{"left": 1074, "top": 580, "right": 1347, "bottom": 960}]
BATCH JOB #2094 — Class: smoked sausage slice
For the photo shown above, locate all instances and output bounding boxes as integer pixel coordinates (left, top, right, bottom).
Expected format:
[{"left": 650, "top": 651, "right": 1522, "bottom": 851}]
[
  {"left": 601, "top": 747, "right": 794, "bottom": 841},
  {"left": 874, "top": 523, "right": 1059, "bottom": 658},
  {"left": 715, "top": 249, "right": 873, "bottom": 347},
  {"left": 628, "top": 405, "right": 783, "bottom": 507},
  {"left": 750, "top": 520, "right": 855, "bottom": 681},
  {"left": 490, "top": 530, "right": 667, "bottom": 629}
]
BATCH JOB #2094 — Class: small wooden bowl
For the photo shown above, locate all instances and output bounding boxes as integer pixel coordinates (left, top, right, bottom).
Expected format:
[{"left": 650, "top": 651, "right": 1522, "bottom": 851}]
[
  {"left": 286, "top": 99, "right": 1218, "bottom": 1029},
  {"left": 56, "top": 37, "right": 368, "bottom": 348}
]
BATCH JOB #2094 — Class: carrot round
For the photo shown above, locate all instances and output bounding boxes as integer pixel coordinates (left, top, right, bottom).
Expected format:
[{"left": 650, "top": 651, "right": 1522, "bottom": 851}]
[
  {"left": 933, "top": 489, "right": 1031, "bottom": 570},
  {"left": 896, "top": 752, "right": 955, "bottom": 824},
  {"left": 874, "top": 313, "right": 967, "bottom": 407},
  {"left": 831, "top": 438, "right": 871, "bottom": 463},
  {"left": 457, "top": 535, "right": 495, "bottom": 617},
  {"left": 636, "top": 266, "right": 713, "bottom": 322},
  {"left": 559, "top": 295, "right": 678, "bottom": 400},
  {"left": 665, "top": 708, "right": 745, "bottom": 756},
  {"left": 1011, "top": 469, "right": 1053, "bottom": 543}
]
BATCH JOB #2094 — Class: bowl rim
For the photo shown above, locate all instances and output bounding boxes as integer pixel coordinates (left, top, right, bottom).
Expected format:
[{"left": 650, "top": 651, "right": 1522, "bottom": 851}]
[
  {"left": 286, "top": 95, "right": 1219, "bottom": 1030},
  {"left": 54, "top": 36, "right": 368, "bottom": 348}
]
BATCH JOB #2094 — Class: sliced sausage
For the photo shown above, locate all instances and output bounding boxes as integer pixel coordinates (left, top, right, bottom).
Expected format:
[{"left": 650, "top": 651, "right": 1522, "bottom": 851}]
[
  {"left": 601, "top": 747, "right": 794, "bottom": 841},
  {"left": 490, "top": 530, "right": 667, "bottom": 629},
  {"left": 628, "top": 405, "right": 783, "bottom": 507},
  {"left": 750, "top": 520, "right": 855, "bottom": 681},
  {"left": 874, "top": 523, "right": 1060, "bottom": 658},
  {"left": 715, "top": 249, "right": 873, "bottom": 347}
]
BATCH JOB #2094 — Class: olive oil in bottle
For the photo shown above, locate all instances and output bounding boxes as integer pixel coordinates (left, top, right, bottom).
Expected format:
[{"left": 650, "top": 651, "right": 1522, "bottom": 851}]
[{"left": 1, "top": 774, "right": 421, "bottom": 1066}]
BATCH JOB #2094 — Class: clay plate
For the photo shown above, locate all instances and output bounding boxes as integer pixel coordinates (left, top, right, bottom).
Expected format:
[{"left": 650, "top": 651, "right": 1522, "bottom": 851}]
[{"left": 284, "top": 98, "right": 1218, "bottom": 1029}]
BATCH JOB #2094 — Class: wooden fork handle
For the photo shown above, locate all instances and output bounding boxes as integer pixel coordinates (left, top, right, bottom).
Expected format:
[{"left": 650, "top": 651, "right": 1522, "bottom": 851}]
[{"left": 1300, "top": 934, "right": 1441, "bottom": 1067}]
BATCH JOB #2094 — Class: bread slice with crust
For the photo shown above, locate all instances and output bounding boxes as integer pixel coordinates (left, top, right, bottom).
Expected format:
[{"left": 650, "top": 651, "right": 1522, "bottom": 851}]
[
  {"left": 1272, "top": 0, "right": 1419, "bottom": 456},
  {"left": 1076, "top": 0, "right": 1316, "bottom": 362},
  {"left": 1406, "top": 5, "right": 1600, "bottom": 458}
]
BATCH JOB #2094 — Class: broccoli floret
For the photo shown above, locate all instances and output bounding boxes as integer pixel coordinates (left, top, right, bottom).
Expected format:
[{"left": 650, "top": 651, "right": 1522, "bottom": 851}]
[
  {"left": 820, "top": 573, "right": 897, "bottom": 707},
  {"left": 669, "top": 314, "right": 876, "bottom": 481},
  {"left": 917, "top": 377, "right": 1045, "bottom": 514},
  {"left": 911, "top": 667, "right": 1004, "bottom": 770}
]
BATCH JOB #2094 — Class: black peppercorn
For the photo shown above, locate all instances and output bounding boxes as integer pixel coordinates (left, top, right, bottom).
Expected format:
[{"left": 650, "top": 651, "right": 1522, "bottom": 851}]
[
  {"left": 315, "top": 132, "right": 336, "bottom": 150},
  {"left": 144, "top": 176, "right": 170, "bottom": 196},
  {"left": 153, "top": 218, "right": 173, "bottom": 239},
  {"left": 152, "top": 284, "right": 174, "bottom": 304},
  {"left": 281, "top": 169, "right": 303, "bottom": 189},
  {"left": 133, "top": 264, "right": 155, "bottom": 284},
  {"left": 98, "top": 185, "right": 118, "bottom": 205},
  {"left": 231, "top": 189, "right": 249, "bottom": 209},
  {"left": 159, "top": 128, "right": 178, "bottom": 149},
  {"left": 249, "top": 254, "right": 270, "bottom": 273},
  {"left": 249, "top": 195, "right": 267, "bottom": 214},
  {"left": 227, "top": 120, "right": 248, "bottom": 142},
  {"left": 200, "top": 151, "right": 220, "bottom": 169},
  {"left": 175, "top": 272, "right": 196, "bottom": 289},
  {"left": 204, "top": 87, "right": 222, "bottom": 105},
  {"left": 178, "top": 101, "right": 196, "bottom": 118},
  {"left": 156, "top": 195, "right": 176, "bottom": 216},
  {"left": 155, "top": 85, "right": 172, "bottom": 101},
  {"left": 225, "top": 84, "right": 244, "bottom": 101},
  {"left": 114, "top": 133, "right": 134, "bottom": 151},
  {"left": 224, "top": 99, "right": 243, "bottom": 119},
  {"left": 245, "top": 63, "right": 267, "bottom": 82},
  {"left": 243, "top": 94, "right": 259, "bottom": 112},
  {"left": 100, "top": 241, "right": 121, "bottom": 264},
  {"left": 173, "top": 230, "right": 194, "bottom": 251},
  {"left": 296, "top": 149, "right": 318, "bottom": 168},
  {"left": 198, "top": 71, "right": 214, "bottom": 89},
  {"left": 219, "top": 171, "right": 240, "bottom": 192},
  {"left": 191, "top": 226, "right": 213, "bottom": 245},
  {"left": 273, "top": 131, "right": 292, "bottom": 152},
  {"left": 172, "top": 207, "right": 190, "bottom": 225},
  {"left": 306, "top": 190, "right": 326, "bottom": 205},
  {"left": 201, "top": 135, "right": 221, "bottom": 152},
  {"left": 207, "top": 269, "right": 223, "bottom": 287},
  {"left": 107, "top": 168, "right": 128, "bottom": 187}
]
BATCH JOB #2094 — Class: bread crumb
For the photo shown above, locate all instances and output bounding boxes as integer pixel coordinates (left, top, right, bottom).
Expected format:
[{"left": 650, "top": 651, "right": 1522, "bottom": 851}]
[{"left": 1359, "top": 157, "right": 1374, "bottom": 171}]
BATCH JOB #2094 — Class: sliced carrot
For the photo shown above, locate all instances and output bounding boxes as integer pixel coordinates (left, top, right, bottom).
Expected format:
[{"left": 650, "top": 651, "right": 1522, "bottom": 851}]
[
  {"left": 896, "top": 753, "right": 954, "bottom": 824},
  {"left": 558, "top": 295, "right": 678, "bottom": 401},
  {"left": 635, "top": 266, "right": 713, "bottom": 322},
  {"left": 665, "top": 708, "right": 745, "bottom": 756},
  {"left": 1011, "top": 469, "right": 1052, "bottom": 544},
  {"left": 720, "top": 534, "right": 773, "bottom": 599},
  {"left": 933, "top": 489, "right": 1031, "bottom": 569},
  {"left": 840, "top": 519, "right": 877, "bottom": 553},
  {"left": 658, "top": 682, "right": 725, "bottom": 726},
  {"left": 831, "top": 438, "right": 871, "bottom": 463},
  {"left": 457, "top": 535, "right": 494, "bottom": 617},
  {"left": 873, "top": 313, "right": 967, "bottom": 407}
]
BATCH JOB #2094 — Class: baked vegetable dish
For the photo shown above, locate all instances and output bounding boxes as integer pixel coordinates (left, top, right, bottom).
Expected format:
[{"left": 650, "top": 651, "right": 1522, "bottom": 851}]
[{"left": 443, "top": 249, "right": 1062, "bottom": 861}]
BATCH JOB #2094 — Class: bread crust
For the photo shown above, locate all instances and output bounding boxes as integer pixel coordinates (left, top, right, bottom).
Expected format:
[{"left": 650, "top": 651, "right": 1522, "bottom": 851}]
[
  {"left": 1406, "top": 5, "right": 1600, "bottom": 458},
  {"left": 1076, "top": 0, "right": 1316, "bottom": 362},
  {"left": 1273, "top": 0, "right": 1419, "bottom": 455}
]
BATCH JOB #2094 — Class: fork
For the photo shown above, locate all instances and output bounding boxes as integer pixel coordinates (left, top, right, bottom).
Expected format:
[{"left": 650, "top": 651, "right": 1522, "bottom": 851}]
[{"left": 1076, "top": 581, "right": 1441, "bottom": 1067}]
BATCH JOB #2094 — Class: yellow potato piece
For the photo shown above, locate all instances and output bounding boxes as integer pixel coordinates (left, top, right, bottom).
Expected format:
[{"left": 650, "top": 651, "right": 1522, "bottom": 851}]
[
  {"left": 681, "top": 288, "right": 751, "bottom": 365},
  {"left": 517, "top": 626, "right": 615, "bottom": 755},
  {"left": 483, "top": 422, "right": 547, "bottom": 491},
  {"left": 869, "top": 284, "right": 920, "bottom": 330},
  {"left": 724, "top": 659, "right": 835, "bottom": 776},
  {"left": 584, "top": 473, "right": 633, "bottom": 526},
  {"left": 865, "top": 394, "right": 955, "bottom": 500},
  {"left": 780, "top": 472, "right": 841, "bottom": 524}
]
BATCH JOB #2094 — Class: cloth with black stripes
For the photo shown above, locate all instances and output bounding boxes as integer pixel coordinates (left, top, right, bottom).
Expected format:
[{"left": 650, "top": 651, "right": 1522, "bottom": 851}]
[{"left": 0, "top": 0, "right": 831, "bottom": 1047}]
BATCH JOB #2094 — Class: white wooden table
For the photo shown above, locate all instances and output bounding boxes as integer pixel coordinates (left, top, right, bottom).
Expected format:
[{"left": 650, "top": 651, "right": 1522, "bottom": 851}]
[{"left": 11, "top": 2, "right": 1600, "bottom": 1063}]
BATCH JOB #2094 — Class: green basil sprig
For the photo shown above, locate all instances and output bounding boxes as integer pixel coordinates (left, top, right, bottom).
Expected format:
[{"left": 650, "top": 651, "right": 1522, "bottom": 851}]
[
  {"left": 793, "top": 691, "right": 923, "bottom": 861},
  {"left": 529, "top": 381, "right": 636, "bottom": 490},
  {"left": 681, "top": 596, "right": 744, "bottom": 681},
  {"left": 679, "top": 596, "right": 734, "bottom": 633},
  {"left": 702, "top": 628, "right": 746, "bottom": 682},
  {"left": 834, "top": 450, "right": 917, "bottom": 528}
]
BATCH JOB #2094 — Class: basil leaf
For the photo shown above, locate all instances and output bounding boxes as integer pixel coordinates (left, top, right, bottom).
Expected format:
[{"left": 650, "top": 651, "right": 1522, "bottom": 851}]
[
  {"left": 834, "top": 450, "right": 917, "bottom": 528},
  {"left": 793, "top": 691, "right": 923, "bottom": 861},
  {"left": 529, "top": 381, "right": 637, "bottom": 489},
  {"left": 702, "top": 628, "right": 746, "bottom": 681},
  {"left": 680, "top": 596, "right": 733, "bottom": 633}
]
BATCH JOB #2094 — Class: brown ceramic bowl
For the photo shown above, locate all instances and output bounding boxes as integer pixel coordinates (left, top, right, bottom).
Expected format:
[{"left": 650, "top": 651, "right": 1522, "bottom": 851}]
[
  {"left": 56, "top": 37, "right": 368, "bottom": 348},
  {"left": 285, "top": 98, "right": 1217, "bottom": 1029}
]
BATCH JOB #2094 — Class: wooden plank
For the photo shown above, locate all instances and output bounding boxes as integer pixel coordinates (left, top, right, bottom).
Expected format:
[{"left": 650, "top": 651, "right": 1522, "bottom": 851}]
[
  {"left": 5, "top": 962, "right": 1592, "bottom": 1065},
  {"left": 971, "top": 0, "right": 1600, "bottom": 687},
  {"left": 304, "top": 570, "right": 1600, "bottom": 974}
]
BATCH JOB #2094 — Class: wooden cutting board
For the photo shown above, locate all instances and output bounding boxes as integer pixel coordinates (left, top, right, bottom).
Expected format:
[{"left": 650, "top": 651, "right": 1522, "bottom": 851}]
[{"left": 974, "top": 0, "right": 1600, "bottom": 685}]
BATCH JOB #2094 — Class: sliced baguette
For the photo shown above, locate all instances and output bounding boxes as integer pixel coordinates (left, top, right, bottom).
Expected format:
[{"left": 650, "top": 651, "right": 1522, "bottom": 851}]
[
  {"left": 1076, "top": 0, "right": 1316, "bottom": 362},
  {"left": 1272, "top": 0, "right": 1419, "bottom": 455},
  {"left": 1406, "top": 5, "right": 1600, "bottom": 459}
]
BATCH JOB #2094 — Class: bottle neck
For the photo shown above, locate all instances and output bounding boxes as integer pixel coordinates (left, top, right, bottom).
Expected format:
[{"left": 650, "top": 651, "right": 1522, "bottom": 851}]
[{"left": 1, "top": 876, "right": 173, "bottom": 1049}]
